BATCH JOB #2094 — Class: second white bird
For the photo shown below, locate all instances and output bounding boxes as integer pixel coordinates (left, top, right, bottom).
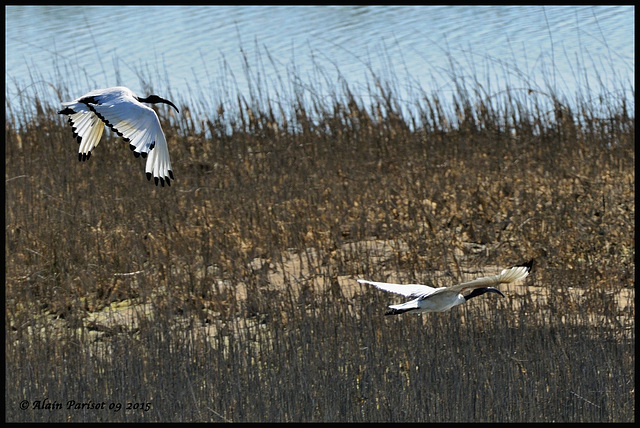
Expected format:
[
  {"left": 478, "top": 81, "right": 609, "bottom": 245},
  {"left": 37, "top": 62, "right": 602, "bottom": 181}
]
[{"left": 357, "top": 260, "right": 533, "bottom": 315}]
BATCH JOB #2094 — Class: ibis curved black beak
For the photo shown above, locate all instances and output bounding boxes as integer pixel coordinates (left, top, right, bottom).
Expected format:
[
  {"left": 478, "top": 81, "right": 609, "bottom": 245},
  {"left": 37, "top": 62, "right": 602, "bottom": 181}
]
[
  {"left": 162, "top": 99, "right": 179, "bottom": 113},
  {"left": 138, "top": 95, "right": 179, "bottom": 113},
  {"left": 464, "top": 287, "right": 505, "bottom": 301}
]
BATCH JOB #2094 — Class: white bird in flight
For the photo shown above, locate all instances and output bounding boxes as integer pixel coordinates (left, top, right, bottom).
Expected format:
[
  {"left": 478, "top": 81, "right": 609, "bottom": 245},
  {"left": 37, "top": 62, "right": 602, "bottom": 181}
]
[
  {"left": 58, "top": 86, "right": 179, "bottom": 186},
  {"left": 357, "top": 260, "right": 533, "bottom": 315}
]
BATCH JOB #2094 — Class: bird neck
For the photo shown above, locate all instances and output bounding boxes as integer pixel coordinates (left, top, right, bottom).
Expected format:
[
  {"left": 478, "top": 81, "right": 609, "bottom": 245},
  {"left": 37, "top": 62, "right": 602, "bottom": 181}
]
[
  {"left": 464, "top": 287, "right": 504, "bottom": 301},
  {"left": 137, "top": 95, "right": 179, "bottom": 113},
  {"left": 137, "top": 95, "right": 160, "bottom": 104},
  {"left": 464, "top": 288, "right": 487, "bottom": 301}
]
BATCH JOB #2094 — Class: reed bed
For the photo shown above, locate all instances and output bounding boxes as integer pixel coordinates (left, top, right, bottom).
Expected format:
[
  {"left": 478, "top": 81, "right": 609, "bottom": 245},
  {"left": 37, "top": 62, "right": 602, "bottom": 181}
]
[{"left": 5, "top": 50, "right": 634, "bottom": 422}]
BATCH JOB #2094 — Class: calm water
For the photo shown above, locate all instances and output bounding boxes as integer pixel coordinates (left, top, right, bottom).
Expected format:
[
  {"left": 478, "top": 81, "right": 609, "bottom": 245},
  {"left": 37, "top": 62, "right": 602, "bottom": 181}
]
[{"left": 5, "top": 5, "right": 635, "bottom": 119}]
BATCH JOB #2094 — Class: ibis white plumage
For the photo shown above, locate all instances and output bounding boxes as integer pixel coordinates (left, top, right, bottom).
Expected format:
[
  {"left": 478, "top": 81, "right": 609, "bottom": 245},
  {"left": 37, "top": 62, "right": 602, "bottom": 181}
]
[
  {"left": 58, "top": 86, "right": 179, "bottom": 186},
  {"left": 358, "top": 260, "right": 533, "bottom": 315}
]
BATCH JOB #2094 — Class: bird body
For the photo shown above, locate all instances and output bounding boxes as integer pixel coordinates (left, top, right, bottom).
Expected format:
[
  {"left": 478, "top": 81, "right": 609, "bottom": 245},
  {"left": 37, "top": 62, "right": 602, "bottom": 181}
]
[
  {"left": 59, "top": 86, "right": 178, "bottom": 186},
  {"left": 358, "top": 260, "right": 533, "bottom": 315}
]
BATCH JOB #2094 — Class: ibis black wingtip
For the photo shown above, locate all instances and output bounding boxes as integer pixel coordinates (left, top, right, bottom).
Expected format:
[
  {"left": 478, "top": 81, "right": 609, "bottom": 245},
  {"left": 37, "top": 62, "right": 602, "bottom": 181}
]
[
  {"left": 518, "top": 259, "right": 534, "bottom": 272},
  {"left": 385, "top": 307, "right": 412, "bottom": 316}
]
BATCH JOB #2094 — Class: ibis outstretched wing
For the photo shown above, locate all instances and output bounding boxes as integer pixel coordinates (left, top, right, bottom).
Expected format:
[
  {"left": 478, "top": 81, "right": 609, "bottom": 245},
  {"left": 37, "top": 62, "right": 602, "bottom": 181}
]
[
  {"left": 60, "top": 103, "right": 104, "bottom": 161},
  {"left": 357, "top": 279, "right": 437, "bottom": 299},
  {"left": 86, "top": 100, "right": 174, "bottom": 186},
  {"left": 446, "top": 260, "right": 533, "bottom": 294}
]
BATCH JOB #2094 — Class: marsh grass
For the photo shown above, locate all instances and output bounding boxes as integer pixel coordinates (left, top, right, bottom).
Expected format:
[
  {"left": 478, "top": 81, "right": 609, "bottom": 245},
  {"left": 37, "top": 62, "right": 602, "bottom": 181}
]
[{"left": 5, "top": 46, "right": 634, "bottom": 422}]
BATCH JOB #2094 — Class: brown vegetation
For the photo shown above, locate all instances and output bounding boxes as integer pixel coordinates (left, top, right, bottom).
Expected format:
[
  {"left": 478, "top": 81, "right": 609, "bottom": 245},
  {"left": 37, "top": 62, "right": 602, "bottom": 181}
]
[{"left": 5, "top": 62, "right": 634, "bottom": 421}]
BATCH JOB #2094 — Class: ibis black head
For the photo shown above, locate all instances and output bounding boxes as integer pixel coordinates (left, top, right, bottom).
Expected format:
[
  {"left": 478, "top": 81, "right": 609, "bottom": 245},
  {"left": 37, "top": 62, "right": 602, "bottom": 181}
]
[
  {"left": 137, "top": 94, "right": 179, "bottom": 113},
  {"left": 464, "top": 287, "right": 505, "bottom": 301}
]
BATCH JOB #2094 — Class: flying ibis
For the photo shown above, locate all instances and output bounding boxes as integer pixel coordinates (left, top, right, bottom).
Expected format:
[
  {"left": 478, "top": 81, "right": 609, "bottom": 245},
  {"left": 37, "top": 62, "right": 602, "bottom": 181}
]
[
  {"left": 58, "top": 86, "right": 179, "bottom": 186},
  {"left": 357, "top": 260, "right": 533, "bottom": 315}
]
